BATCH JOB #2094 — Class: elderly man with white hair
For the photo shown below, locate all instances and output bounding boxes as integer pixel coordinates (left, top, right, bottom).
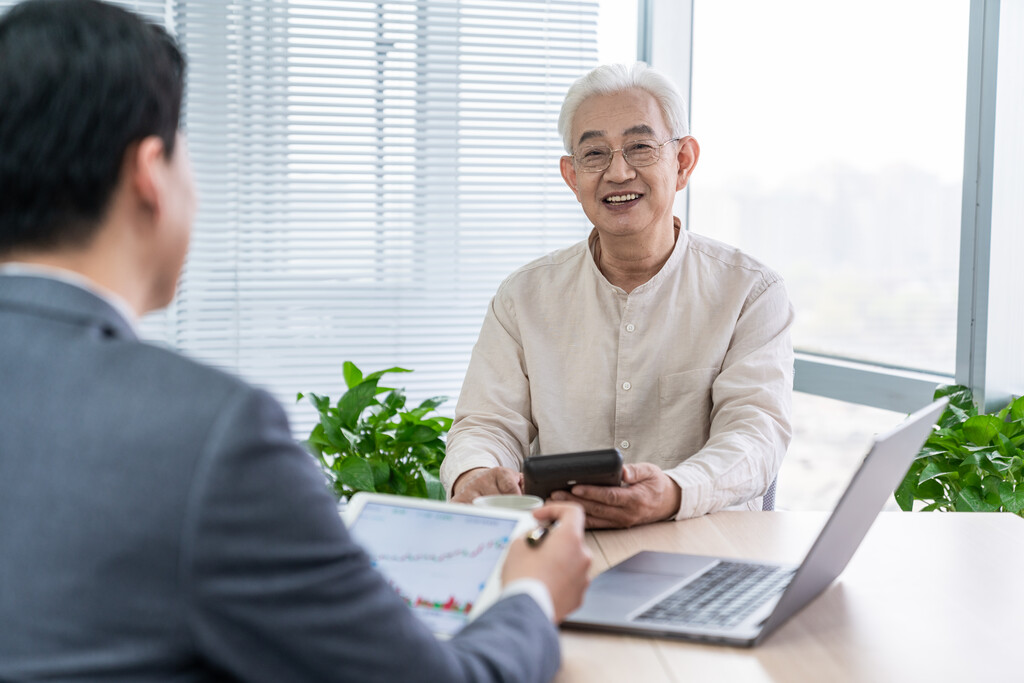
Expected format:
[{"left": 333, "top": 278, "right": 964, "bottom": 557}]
[{"left": 442, "top": 62, "right": 794, "bottom": 528}]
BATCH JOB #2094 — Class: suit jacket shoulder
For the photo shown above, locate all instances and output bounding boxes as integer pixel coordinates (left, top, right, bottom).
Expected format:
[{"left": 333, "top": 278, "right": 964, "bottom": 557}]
[{"left": 0, "top": 275, "right": 560, "bottom": 683}]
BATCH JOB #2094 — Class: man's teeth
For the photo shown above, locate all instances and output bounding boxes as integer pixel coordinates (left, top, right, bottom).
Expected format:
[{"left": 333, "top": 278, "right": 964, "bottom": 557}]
[{"left": 605, "top": 193, "right": 640, "bottom": 204}]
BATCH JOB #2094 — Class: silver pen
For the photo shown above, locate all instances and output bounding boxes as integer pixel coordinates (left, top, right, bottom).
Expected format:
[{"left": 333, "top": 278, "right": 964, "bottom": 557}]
[{"left": 526, "top": 521, "right": 558, "bottom": 547}]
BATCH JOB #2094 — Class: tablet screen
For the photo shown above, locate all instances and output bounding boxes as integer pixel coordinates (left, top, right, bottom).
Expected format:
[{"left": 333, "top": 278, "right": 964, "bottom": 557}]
[{"left": 348, "top": 501, "right": 519, "bottom": 636}]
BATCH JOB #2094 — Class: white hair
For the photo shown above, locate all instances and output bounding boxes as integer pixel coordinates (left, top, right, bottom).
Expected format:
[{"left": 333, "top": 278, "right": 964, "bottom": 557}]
[{"left": 557, "top": 62, "right": 690, "bottom": 153}]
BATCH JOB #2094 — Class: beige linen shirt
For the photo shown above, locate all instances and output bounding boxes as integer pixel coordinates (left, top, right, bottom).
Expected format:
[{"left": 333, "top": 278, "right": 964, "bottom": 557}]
[{"left": 441, "top": 222, "right": 794, "bottom": 519}]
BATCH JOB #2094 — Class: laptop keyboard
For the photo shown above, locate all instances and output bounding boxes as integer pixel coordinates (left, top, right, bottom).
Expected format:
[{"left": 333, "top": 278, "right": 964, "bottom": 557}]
[{"left": 633, "top": 561, "right": 795, "bottom": 629}]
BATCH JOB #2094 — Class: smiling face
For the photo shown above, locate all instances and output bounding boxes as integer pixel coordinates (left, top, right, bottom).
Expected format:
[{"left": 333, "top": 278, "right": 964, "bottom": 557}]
[{"left": 559, "top": 88, "right": 698, "bottom": 242}]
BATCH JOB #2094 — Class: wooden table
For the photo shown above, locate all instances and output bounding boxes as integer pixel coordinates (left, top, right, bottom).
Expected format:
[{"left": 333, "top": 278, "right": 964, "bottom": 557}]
[{"left": 555, "top": 511, "right": 1023, "bottom": 682}]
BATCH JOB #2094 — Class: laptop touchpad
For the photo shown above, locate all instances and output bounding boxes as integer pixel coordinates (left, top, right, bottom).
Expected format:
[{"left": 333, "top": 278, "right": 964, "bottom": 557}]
[
  {"left": 574, "top": 552, "right": 719, "bottom": 617},
  {"left": 616, "top": 551, "right": 719, "bottom": 577}
]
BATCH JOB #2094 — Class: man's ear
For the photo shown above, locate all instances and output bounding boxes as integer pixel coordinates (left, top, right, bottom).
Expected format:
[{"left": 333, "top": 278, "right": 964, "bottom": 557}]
[
  {"left": 127, "top": 136, "right": 169, "bottom": 220},
  {"left": 674, "top": 136, "right": 700, "bottom": 191},
  {"left": 560, "top": 155, "right": 581, "bottom": 202}
]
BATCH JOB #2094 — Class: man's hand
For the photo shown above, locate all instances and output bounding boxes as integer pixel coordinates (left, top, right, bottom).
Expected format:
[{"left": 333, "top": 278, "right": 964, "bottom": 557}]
[
  {"left": 501, "top": 502, "right": 591, "bottom": 623},
  {"left": 450, "top": 466, "right": 523, "bottom": 504},
  {"left": 549, "top": 462, "right": 681, "bottom": 529}
]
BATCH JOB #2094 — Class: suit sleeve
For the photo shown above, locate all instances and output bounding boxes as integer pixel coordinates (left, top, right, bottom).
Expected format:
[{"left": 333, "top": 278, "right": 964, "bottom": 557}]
[
  {"left": 181, "top": 387, "right": 559, "bottom": 683},
  {"left": 663, "top": 278, "right": 795, "bottom": 518}
]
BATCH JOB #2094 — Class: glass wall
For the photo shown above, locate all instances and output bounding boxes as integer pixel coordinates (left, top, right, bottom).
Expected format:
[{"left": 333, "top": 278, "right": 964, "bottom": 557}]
[{"left": 689, "top": 0, "right": 969, "bottom": 375}]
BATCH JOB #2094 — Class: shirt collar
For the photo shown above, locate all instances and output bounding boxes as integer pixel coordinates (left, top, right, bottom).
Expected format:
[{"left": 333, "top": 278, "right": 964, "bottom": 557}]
[{"left": 586, "top": 216, "right": 689, "bottom": 294}]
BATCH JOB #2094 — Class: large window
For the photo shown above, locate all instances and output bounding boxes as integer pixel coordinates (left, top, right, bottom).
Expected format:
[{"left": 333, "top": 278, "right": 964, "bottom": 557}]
[
  {"left": 167, "top": 2, "right": 599, "bottom": 435},
  {"left": 1, "top": 0, "right": 634, "bottom": 436},
  {"left": 689, "top": 0, "right": 969, "bottom": 376},
  {"left": 4, "top": 0, "right": 636, "bottom": 433}
]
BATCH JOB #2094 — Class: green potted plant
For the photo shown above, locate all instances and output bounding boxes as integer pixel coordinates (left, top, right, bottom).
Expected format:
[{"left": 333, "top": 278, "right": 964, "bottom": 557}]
[
  {"left": 895, "top": 384, "right": 1024, "bottom": 517},
  {"left": 297, "top": 361, "right": 452, "bottom": 501}
]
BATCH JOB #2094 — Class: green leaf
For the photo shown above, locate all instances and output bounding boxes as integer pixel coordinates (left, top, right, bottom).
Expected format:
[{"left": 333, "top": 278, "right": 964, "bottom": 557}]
[
  {"left": 963, "top": 415, "right": 1002, "bottom": 446},
  {"left": 1010, "top": 395, "right": 1024, "bottom": 422},
  {"left": 376, "top": 390, "right": 406, "bottom": 420},
  {"left": 367, "top": 458, "right": 391, "bottom": 488},
  {"left": 306, "top": 423, "right": 331, "bottom": 449},
  {"left": 420, "top": 466, "right": 445, "bottom": 500},
  {"left": 395, "top": 423, "right": 443, "bottom": 444},
  {"left": 998, "top": 482, "right": 1024, "bottom": 513},
  {"left": 918, "top": 461, "right": 954, "bottom": 485},
  {"left": 342, "top": 361, "right": 363, "bottom": 389},
  {"left": 387, "top": 467, "right": 411, "bottom": 496},
  {"left": 320, "top": 413, "right": 351, "bottom": 453},
  {"left": 935, "top": 384, "right": 976, "bottom": 416},
  {"left": 364, "top": 366, "right": 412, "bottom": 382},
  {"left": 416, "top": 396, "right": 448, "bottom": 412},
  {"left": 407, "top": 396, "right": 449, "bottom": 420},
  {"left": 959, "top": 465, "right": 982, "bottom": 488},
  {"left": 1010, "top": 456, "right": 1024, "bottom": 479},
  {"left": 337, "top": 379, "right": 381, "bottom": 430},
  {"left": 976, "top": 451, "right": 1003, "bottom": 476},
  {"left": 307, "top": 392, "right": 331, "bottom": 412},
  {"left": 995, "top": 432, "right": 1018, "bottom": 459},
  {"left": 916, "top": 479, "right": 947, "bottom": 500},
  {"left": 335, "top": 456, "right": 376, "bottom": 493},
  {"left": 954, "top": 486, "right": 999, "bottom": 512},
  {"left": 981, "top": 476, "right": 1002, "bottom": 506},
  {"left": 894, "top": 473, "right": 916, "bottom": 511}
]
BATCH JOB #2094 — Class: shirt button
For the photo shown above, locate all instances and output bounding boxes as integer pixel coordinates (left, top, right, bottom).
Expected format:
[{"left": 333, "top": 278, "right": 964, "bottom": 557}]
[
  {"left": 620, "top": 440, "right": 630, "bottom": 450},
  {"left": 625, "top": 323, "right": 636, "bottom": 332},
  {"left": 622, "top": 381, "right": 631, "bottom": 391}
]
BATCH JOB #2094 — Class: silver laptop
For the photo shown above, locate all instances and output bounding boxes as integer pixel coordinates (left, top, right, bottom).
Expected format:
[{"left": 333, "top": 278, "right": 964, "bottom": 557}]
[{"left": 563, "top": 398, "right": 947, "bottom": 647}]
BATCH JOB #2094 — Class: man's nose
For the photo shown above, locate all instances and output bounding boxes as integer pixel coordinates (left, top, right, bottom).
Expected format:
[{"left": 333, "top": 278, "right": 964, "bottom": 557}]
[{"left": 604, "top": 149, "right": 636, "bottom": 181}]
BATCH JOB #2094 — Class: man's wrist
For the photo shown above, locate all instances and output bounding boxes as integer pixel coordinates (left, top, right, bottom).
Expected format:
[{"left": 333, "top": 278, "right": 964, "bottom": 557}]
[
  {"left": 450, "top": 473, "right": 464, "bottom": 498},
  {"left": 451, "top": 468, "right": 483, "bottom": 498}
]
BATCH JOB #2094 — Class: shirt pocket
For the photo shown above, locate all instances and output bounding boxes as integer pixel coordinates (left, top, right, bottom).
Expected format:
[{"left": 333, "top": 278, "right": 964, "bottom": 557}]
[{"left": 657, "top": 368, "right": 719, "bottom": 465}]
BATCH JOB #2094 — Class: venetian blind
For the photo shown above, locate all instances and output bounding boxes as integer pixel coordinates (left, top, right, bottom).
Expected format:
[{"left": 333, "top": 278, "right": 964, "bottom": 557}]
[{"left": 2, "top": 0, "right": 600, "bottom": 433}]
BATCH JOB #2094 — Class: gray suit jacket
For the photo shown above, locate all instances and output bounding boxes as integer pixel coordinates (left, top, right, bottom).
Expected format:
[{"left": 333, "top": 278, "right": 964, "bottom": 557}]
[{"left": 0, "top": 275, "right": 559, "bottom": 682}]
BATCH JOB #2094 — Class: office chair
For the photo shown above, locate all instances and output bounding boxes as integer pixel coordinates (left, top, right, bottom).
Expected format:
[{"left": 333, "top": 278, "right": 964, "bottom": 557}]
[{"left": 762, "top": 478, "right": 778, "bottom": 511}]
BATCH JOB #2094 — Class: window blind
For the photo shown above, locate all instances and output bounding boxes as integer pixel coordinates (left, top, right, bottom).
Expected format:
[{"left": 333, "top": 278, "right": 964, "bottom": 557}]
[{"left": 1, "top": 0, "right": 600, "bottom": 434}]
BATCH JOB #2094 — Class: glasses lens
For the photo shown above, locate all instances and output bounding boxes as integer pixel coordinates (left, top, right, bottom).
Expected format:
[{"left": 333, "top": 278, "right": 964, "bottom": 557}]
[
  {"left": 574, "top": 139, "right": 668, "bottom": 171},
  {"left": 578, "top": 146, "right": 612, "bottom": 171},
  {"left": 623, "top": 140, "right": 659, "bottom": 167}
]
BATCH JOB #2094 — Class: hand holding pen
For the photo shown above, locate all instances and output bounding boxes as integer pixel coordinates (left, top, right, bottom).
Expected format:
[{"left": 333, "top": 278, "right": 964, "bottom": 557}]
[{"left": 502, "top": 502, "right": 591, "bottom": 623}]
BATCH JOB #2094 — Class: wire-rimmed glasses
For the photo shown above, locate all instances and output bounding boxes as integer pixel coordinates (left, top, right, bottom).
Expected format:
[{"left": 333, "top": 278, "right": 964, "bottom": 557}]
[{"left": 568, "top": 137, "right": 681, "bottom": 173}]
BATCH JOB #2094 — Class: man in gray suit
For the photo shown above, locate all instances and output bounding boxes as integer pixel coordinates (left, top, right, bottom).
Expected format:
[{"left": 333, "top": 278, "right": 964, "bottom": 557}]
[{"left": 0, "top": 1, "right": 591, "bottom": 680}]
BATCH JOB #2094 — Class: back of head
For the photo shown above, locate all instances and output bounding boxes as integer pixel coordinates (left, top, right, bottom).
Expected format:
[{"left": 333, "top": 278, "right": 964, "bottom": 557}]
[
  {"left": 0, "top": 0, "right": 185, "bottom": 254},
  {"left": 557, "top": 62, "right": 689, "bottom": 153}
]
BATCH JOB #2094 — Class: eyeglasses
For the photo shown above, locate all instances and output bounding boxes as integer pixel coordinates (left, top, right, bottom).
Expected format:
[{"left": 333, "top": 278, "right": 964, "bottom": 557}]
[{"left": 568, "top": 137, "right": 681, "bottom": 173}]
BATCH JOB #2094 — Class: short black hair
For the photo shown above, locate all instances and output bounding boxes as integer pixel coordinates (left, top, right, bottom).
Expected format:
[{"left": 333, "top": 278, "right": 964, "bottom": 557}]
[{"left": 0, "top": 0, "right": 185, "bottom": 253}]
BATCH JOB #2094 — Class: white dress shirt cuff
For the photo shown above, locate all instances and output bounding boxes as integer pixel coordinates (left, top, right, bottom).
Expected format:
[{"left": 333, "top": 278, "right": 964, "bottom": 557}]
[
  {"left": 500, "top": 578, "right": 555, "bottom": 622},
  {"left": 663, "top": 464, "right": 715, "bottom": 520}
]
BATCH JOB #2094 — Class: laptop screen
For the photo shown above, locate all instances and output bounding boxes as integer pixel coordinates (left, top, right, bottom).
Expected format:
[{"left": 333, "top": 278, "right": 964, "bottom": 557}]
[{"left": 347, "top": 501, "right": 519, "bottom": 636}]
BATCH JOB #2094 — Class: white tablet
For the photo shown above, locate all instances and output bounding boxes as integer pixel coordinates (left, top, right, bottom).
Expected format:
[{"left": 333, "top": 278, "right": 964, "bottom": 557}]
[{"left": 342, "top": 492, "right": 538, "bottom": 638}]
